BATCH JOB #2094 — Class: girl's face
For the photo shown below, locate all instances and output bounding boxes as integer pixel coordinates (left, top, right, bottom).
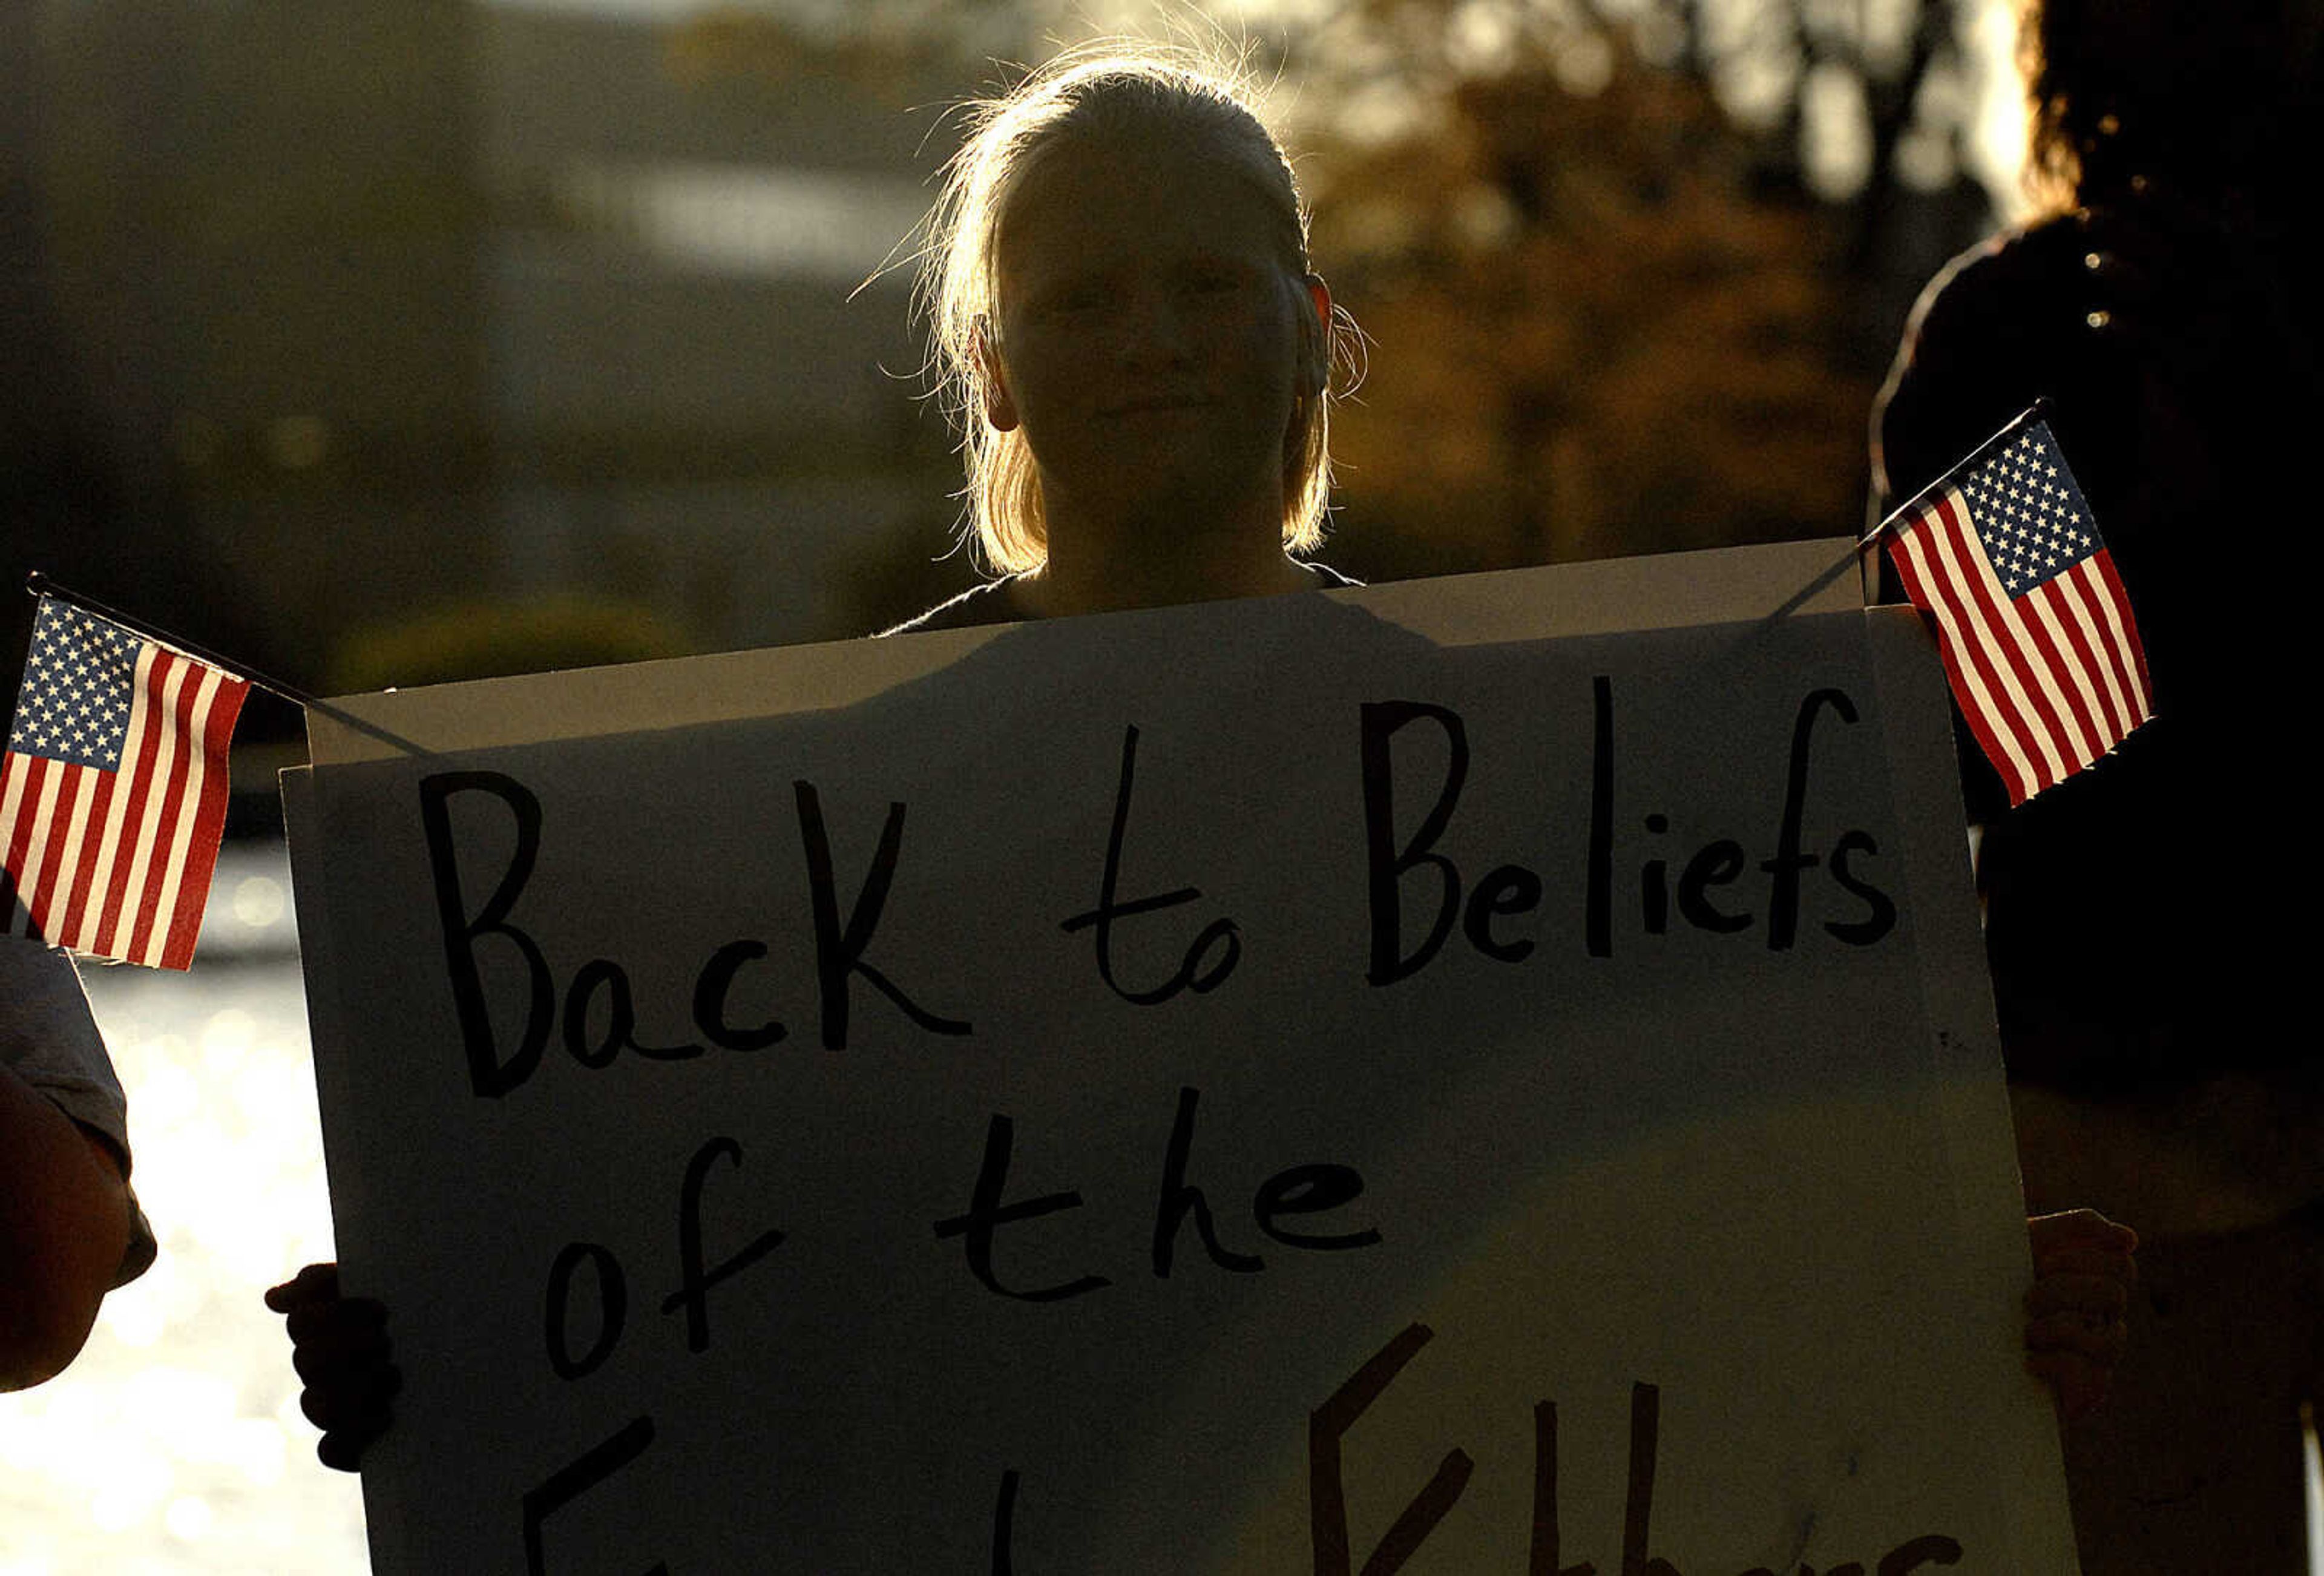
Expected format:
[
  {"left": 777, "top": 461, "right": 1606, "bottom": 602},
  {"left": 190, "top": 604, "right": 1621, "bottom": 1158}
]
[{"left": 985, "top": 133, "right": 1322, "bottom": 539}]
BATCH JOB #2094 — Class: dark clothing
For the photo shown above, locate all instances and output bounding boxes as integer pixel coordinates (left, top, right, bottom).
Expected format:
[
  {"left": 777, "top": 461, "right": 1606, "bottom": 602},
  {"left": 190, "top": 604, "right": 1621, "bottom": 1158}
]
[
  {"left": 0, "top": 941, "right": 155, "bottom": 1287},
  {"left": 1877, "top": 211, "right": 2320, "bottom": 1575},
  {"left": 1875, "top": 216, "right": 2314, "bottom": 1098}
]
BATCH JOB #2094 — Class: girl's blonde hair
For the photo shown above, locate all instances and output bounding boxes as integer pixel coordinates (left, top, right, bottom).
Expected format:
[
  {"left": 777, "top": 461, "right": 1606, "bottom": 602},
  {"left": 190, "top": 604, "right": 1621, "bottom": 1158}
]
[{"left": 917, "top": 43, "right": 1353, "bottom": 575}]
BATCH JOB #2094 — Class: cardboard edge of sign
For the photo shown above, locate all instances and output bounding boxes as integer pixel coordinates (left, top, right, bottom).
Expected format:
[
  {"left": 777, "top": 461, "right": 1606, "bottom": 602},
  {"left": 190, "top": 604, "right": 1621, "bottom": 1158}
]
[
  {"left": 275, "top": 766, "right": 420, "bottom": 1558},
  {"left": 298, "top": 539, "right": 1866, "bottom": 768},
  {"left": 1864, "top": 610, "right": 2081, "bottom": 1574}
]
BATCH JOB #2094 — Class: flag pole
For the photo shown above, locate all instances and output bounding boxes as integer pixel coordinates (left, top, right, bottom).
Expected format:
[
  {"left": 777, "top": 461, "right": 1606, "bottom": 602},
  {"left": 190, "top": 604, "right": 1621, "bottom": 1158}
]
[
  {"left": 24, "top": 571, "right": 426, "bottom": 757},
  {"left": 1855, "top": 398, "right": 2050, "bottom": 555},
  {"left": 1755, "top": 398, "right": 2053, "bottom": 628},
  {"left": 27, "top": 570, "right": 320, "bottom": 708}
]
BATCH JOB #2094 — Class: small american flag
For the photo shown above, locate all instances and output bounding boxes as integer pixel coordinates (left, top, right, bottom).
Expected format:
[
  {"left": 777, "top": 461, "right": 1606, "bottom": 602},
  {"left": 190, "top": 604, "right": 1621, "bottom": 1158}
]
[
  {"left": 1884, "top": 417, "right": 2152, "bottom": 805},
  {"left": 2, "top": 596, "right": 251, "bottom": 969}
]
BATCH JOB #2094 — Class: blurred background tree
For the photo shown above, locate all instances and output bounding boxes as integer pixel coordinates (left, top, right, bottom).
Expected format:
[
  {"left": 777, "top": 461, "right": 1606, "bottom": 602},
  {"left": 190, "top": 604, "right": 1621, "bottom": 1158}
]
[
  {"left": 1304, "top": 37, "right": 1873, "bottom": 575},
  {"left": 663, "top": 0, "right": 2015, "bottom": 582},
  {"left": 1313, "top": 0, "right": 1999, "bottom": 575}
]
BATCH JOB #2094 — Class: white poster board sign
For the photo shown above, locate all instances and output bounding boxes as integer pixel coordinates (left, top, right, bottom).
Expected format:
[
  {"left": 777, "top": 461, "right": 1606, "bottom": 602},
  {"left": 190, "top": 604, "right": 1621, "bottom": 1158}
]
[{"left": 284, "top": 543, "right": 2076, "bottom": 1574}]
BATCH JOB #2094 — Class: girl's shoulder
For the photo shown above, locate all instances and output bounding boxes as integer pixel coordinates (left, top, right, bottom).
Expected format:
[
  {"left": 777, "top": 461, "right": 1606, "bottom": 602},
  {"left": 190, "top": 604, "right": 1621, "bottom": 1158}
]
[
  {"left": 876, "top": 575, "right": 1038, "bottom": 637},
  {"left": 879, "top": 561, "right": 1362, "bottom": 638}
]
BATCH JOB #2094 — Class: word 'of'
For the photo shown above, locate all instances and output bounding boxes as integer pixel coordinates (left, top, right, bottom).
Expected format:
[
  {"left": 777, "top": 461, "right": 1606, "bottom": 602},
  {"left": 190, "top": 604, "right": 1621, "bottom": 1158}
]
[{"left": 534, "top": 1085, "right": 1380, "bottom": 1396}]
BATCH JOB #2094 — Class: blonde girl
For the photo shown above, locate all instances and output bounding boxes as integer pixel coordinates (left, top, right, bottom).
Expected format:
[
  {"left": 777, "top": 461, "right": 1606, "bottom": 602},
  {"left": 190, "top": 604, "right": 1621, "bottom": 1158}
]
[
  {"left": 269, "top": 40, "right": 2133, "bottom": 1474},
  {"left": 891, "top": 45, "right": 1363, "bottom": 631}
]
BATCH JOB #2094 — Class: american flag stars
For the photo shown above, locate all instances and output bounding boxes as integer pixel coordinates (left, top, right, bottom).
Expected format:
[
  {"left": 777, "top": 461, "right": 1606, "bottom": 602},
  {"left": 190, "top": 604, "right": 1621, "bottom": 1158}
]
[
  {"left": 8, "top": 600, "right": 142, "bottom": 770},
  {"left": 1955, "top": 432, "right": 2103, "bottom": 595}
]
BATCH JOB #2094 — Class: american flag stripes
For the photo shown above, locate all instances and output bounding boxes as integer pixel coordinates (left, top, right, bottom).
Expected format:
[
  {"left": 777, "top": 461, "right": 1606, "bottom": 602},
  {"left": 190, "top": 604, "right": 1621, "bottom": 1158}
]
[
  {"left": 2, "top": 596, "right": 251, "bottom": 969},
  {"left": 1883, "top": 418, "right": 2152, "bottom": 806}
]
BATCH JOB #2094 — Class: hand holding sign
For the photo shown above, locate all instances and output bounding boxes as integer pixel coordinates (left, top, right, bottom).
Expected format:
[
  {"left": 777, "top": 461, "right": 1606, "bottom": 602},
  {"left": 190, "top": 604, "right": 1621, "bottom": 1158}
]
[
  {"left": 266, "top": 1262, "right": 398, "bottom": 1471},
  {"left": 2021, "top": 1209, "right": 2138, "bottom": 1420}
]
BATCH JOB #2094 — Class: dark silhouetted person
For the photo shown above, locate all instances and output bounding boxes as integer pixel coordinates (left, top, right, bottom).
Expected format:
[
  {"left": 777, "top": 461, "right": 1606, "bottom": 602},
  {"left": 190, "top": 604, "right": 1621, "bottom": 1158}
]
[
  {"left": 1874, "top": 1, "right": 2322, "bottom": 1568},
  {"left": 2, "top": 939, "right": 154, "bottom": 1387}
]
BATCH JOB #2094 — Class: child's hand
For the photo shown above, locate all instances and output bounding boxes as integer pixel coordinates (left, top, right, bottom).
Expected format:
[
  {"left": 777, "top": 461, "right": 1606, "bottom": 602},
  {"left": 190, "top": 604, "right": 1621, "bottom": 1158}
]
[
  {"left": 266, "top": 1262, "right": 398, "bottom": 1471},
  {"left": 2023, "top": 1209, "right": 2138, "bottom": 1420}
]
